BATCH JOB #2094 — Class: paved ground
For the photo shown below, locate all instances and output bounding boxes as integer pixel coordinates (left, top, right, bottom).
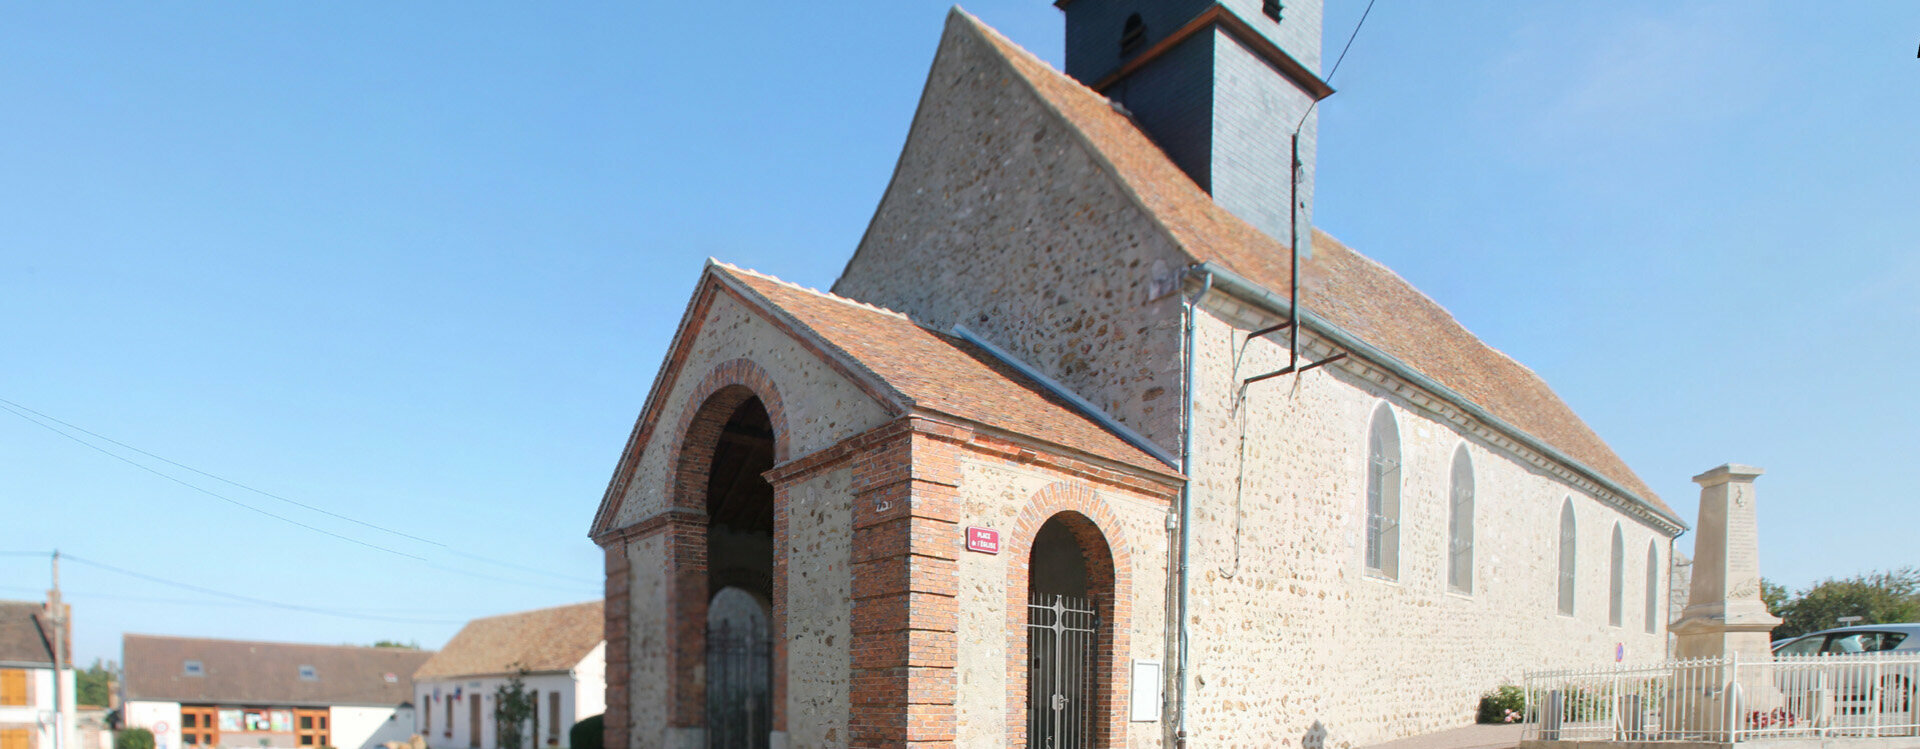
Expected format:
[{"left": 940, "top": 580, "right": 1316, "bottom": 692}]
[{"left": 1357, "top": 724, "right": 1526, "bottom": 749}]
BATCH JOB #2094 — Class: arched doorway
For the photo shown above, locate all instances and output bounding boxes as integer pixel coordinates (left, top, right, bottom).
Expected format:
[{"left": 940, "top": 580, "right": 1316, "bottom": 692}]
[
  {"left": 702, "top": 395, "right": 774, "bottom": 749},
  {"left": 1026, "top": 512, "right": 1116, "bottom": 749}
]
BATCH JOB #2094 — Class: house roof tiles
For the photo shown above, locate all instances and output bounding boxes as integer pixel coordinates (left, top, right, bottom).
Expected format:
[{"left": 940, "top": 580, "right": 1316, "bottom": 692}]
[
  {"left": 122, "top": 634, "right": 431, "bottom": 707},
  {"left": 412, "top": 601, "right": 603, "bottom": 681},
  {"left": 0, "top": 600, "right": 55, "bottom": 667}
]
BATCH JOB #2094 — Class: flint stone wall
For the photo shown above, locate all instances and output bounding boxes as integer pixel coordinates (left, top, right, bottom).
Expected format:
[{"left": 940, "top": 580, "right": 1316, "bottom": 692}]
[
  {"left": 831, "top": 16, "right": 1189, "bottom": 453},
  {"left": 950, "top": 454, "right": 1172, "bottom": 749},
  {"left": 1180, "top": 305, "right": 1674, "bottom": 748}
]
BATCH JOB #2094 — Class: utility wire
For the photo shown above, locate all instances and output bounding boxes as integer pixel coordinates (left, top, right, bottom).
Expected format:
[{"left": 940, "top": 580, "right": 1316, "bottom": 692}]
[
  {"left": 440, "top": 550, "right": 599, "bottom": 586},
  {"left": 1325, "top": 0, "right": 1378, "bottom": 85},
  {"left": 1292, "top": 0, "right": 1380, "bottom": 133},
  {"left": 0, "top": 396, "right": 435, "bottom": 546},
  {"left": 0, "top": 401, "right": 428, "bottom": 561},
  {"left": 0, "top": 397, "right": 598, "bottom": 586},
  {"left": 423, "top": 562, "right": 600, "bottom": 595},
  {"left": 59, "top": 553, "right": 465, "bottom": 625},
  {"left": 3, "top": 583, "right": 470, "bottom": 614}
]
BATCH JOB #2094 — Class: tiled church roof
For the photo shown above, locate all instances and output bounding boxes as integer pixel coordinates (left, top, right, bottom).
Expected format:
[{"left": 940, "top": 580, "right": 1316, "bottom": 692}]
[
  {"left": 959, "top": 11, "right": 1673, "bottom": 520},
  {"left": 716, "top": 264, "right": 1180, "bottom": 479}
]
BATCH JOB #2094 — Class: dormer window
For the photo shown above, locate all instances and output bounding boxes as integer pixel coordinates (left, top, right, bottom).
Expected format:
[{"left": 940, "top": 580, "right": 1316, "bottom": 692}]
[
  {"left": 1263, "top": 0, "right": 1283, "bottom": 22},
  {"left": 299, "top": 665, "right": 318, "bottom": 681},
  {"left": 1120, "top": 14, "right": 1147, "bottom": 57},
  {"left": 184, "top": 660, "right": 204, "bottom": 677}
]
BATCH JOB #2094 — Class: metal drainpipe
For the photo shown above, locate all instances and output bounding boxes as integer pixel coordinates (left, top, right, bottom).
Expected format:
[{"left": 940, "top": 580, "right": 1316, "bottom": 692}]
[{"left": 1175, "top": 268, "right": 1211, "bottom": 749}]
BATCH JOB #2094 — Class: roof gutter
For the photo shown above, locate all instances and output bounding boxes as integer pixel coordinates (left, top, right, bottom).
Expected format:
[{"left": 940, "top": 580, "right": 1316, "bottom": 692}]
[{"left": 1192, "top": 261, "right": 1688, "bottom": 533}]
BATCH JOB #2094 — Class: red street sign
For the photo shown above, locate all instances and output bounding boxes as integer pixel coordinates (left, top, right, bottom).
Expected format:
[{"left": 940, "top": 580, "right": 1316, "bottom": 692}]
[{"left": 965, "top": 526, "right": 1000, "bottom": 554}]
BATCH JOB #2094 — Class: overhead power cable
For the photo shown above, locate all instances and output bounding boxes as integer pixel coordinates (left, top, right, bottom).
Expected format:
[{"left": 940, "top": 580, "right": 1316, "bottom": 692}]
[
  {"left": 0, "top": 584, "right": 449, "bottom": 615},
  {"left": 0, "top": 396, "right": 599, "bottom": 587},
  {"left": 0, "top": 401, "right": 428, "bottom": 561},
  {"left": 59, "top": 553, "right": 466, "bottom": 625},
  {"left": 0, "top": 396, "right": 435, "bottom": 546},
  {"left": 1326, "top": 0, "right": 1378, "bottom": 85}
]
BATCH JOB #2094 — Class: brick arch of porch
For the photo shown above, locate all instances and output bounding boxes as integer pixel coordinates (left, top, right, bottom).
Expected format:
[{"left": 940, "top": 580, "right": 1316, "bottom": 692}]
[
  {"left": 651, "top": 357, "right": 795, "bottom": 738},
  {"left": 1003, "top": 481, "right": 1134, "bottom": 748}
]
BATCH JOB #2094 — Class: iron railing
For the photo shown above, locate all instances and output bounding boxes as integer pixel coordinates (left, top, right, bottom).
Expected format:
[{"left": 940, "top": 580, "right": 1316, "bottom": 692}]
[{"left": 1523, "top": 652, "right": 1920, "bottom": 743}]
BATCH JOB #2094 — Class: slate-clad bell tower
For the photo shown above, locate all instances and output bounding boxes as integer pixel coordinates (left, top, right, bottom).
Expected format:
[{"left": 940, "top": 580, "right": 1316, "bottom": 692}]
[{"left": 1059, "top": 0, "right": 1330, "bottom": 251}]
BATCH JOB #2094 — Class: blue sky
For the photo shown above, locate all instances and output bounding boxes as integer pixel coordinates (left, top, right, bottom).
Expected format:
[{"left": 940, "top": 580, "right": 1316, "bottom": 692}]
[{"left": 1, "top": 1, "right": 1914, "bottom": 665}]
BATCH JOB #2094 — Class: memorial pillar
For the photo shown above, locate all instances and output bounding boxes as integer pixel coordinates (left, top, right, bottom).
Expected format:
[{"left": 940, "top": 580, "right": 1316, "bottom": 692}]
[{"left": 1671, "top": 464, "right": 1782, "bottom": 738}]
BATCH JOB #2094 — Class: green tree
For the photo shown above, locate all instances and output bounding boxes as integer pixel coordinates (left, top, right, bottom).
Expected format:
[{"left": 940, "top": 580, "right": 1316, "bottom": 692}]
[
  {"left": 75, "top": 659, "right": 118, "bottom": 707},
  {"left": 492, "top": 667, "right": 536, "bottom": 749},
  {"left": 370, "top": 640, "right": 420, "bottom": 649},
  {"left": 1772, "top": 567, "right": 1920, "bottom": 639},
  {"left": 1761, "top": 579, "right": 1791, "bottom": 616}
]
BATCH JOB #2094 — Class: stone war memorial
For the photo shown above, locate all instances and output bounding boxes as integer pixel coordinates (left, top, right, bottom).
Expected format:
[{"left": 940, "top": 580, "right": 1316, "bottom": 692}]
[
  {"left": 1523, "top": 466, "right": 1920, "bottom": 749},
  {"left": 580, "top": 2, "right": 1776, "bottom": 749}
]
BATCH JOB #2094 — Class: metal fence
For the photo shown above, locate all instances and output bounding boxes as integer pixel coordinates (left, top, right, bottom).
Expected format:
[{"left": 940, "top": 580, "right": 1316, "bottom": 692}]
[{"left": 1523, "top": 652, "right": 1920, "bottom": 743}]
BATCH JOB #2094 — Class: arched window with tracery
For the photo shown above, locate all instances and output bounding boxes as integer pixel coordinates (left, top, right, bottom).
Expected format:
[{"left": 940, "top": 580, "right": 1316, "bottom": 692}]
[
  {"left": 1365, "top": 403, "right": 1401, "bottom": 580},
  {"left": 1558, "top": 498, "right": 1577, "bottom": 615},
  {"left": 1447, "top": 445, "right": 1475, "bottom": 594}
]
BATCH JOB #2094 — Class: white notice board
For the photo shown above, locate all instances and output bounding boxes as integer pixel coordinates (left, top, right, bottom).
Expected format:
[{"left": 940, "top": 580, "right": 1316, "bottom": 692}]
[{"left": 1129, "top": 659, "right": 1162, "bottom": 722}]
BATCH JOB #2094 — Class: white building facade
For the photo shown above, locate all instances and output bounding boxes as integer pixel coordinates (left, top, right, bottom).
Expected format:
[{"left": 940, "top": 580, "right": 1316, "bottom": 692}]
[
  {"left": 1, "top": 600, "right": 78, "bottom": 749},
  {"left": 120, "top": 636, "right": 430, "bottom": 749},
  {"left": 414, "top": 603, "right": 604, "bottom": 749}
]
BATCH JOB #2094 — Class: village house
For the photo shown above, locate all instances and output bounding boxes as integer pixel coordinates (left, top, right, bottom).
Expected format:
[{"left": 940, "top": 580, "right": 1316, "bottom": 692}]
[
  {"left": 588, "top": 2, "right": 1686, "bottom": 748},
  {"left": 412, "top": 602, "right": 605, "bottom": 749},
  {"left": 120, "top": 636, "right": 429, "bottom": 749},
  {"left": 1, "top": 601, "right": 77, "bottom": 749}
]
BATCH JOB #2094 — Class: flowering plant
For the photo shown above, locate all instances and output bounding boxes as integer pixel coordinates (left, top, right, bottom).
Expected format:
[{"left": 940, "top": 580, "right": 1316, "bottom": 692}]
[{"left": 1747, "top": 707, "right": 1797, "bottom": 729}]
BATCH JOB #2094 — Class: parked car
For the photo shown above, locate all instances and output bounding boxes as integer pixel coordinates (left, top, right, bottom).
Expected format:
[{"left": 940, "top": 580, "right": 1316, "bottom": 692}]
[
  {"left": 1772, "top": 624, "right": 1920, "bottom": 656},
  {"left": 1771, "top": 623, "right": 1920, "bottom": 716}
]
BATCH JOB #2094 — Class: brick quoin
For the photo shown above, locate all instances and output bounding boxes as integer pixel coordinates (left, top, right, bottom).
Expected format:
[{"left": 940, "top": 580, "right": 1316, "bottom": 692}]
[
  {"left": 1003, "top": 482, "right": 1134, "bottom": 749},
  {"left": 847, "top": 424, "right": 962, "bottom": 748},
  {"left": 594, "top": 357, "right": 790, "bottom": 746},
  {"left": 601, "top": 542, "right": 631, "bottom": 749}
]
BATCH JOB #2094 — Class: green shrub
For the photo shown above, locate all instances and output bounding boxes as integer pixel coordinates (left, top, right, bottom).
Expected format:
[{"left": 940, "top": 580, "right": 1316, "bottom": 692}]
[
  {"left": 569, "top": 714, "right": 602, "bottom": 749},
  {"left": 1477, "top": 685, "right": 1526, "bottom": 724},
  {"left": 116, "top": 728, "right": 155, "bottom": 749}
]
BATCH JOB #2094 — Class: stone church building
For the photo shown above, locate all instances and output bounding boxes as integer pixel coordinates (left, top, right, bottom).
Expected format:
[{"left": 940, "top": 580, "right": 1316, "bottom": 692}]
[{"left": 588, "top": 2, "right": 1688, "bottom": 748}]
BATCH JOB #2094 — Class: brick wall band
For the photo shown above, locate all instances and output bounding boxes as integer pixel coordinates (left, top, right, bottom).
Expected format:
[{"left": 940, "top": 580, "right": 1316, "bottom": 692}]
[{"left": 1003, "top": 482, "right": 1134, "bottom": 748}]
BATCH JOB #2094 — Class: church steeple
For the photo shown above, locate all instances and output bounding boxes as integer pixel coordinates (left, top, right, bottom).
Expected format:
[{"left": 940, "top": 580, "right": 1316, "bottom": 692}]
[{"left": 1059, "top": 0, "right": 1330, "bottom": 251}]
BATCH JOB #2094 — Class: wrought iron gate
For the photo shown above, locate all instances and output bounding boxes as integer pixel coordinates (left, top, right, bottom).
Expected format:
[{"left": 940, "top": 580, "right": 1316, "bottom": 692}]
[
  {"left": 1028, "top": 592, "right": 1098, "bottom": 749},
  {"left": 706, "top": 588, "right": 771, "bottom": 749}
]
